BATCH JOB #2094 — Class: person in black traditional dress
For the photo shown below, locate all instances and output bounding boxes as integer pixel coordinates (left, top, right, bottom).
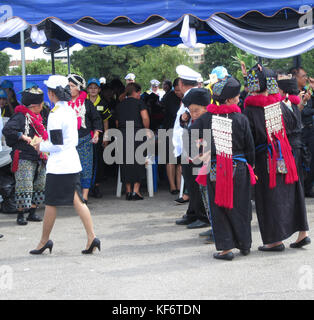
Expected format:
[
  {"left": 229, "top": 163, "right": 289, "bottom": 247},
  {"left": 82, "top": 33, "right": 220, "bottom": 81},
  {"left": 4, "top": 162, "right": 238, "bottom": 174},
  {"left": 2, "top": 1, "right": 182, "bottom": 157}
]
[
  {"left": 243, "top": 64, "right": 310, "bottom": 252},
  {"left": 116, "top": 83, "right": 150, "bottom": 200},
  {"left": 276, "top": 73, "right": 311, "bottom": 248},
  {"left": 191, "top": 77, "right": 256, "bottom": 260}
]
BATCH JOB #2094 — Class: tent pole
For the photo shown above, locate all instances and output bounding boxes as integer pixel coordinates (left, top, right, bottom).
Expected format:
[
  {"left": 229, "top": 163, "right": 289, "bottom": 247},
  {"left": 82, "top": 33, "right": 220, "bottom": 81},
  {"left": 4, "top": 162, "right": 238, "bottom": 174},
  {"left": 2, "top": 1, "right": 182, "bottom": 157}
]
[
  {"left": 20, "top": 31, "right": 26, "bottom": 90},
  {"left": 51, "top": 50, "right": 55, "bottom": 75},
  {"left": 67, "top": 41, "right": 71, "bottom": 74}
]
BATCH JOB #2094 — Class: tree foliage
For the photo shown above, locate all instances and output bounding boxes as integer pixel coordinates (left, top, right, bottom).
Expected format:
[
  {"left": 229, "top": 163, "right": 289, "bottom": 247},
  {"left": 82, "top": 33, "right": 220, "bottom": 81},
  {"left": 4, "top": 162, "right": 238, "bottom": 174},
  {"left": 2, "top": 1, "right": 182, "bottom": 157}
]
[
  {"left": 70, "top": 45, "right": 192, "bottom": 90},
  {"left": 131, "top": 46, "right": 193, "bottom": 91},
  {"left": 0, "top": 51, "right": 11, "bottom": 76}
]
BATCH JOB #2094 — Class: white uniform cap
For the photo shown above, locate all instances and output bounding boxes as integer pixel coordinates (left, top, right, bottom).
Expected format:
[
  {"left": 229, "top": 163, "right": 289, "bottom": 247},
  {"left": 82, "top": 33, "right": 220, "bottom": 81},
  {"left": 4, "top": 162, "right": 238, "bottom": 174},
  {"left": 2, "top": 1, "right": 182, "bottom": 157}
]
[
  {"left": 44, "top": 75, "right": 69, "bottom": 89},
  {"left": 176, "top": 65, "right": 201, "bottom": 81},
  {"left": 125, "top": 73, "right": 136, "bottom": 80},
  {"left": 150, "top": 79, "right": 160, "bottom": 87},
  {"left": 99, "top": 77, "right": 106, "bottom": 84},
  {"left": 197, "top": 77, "right": 204, "bottom": 83}
]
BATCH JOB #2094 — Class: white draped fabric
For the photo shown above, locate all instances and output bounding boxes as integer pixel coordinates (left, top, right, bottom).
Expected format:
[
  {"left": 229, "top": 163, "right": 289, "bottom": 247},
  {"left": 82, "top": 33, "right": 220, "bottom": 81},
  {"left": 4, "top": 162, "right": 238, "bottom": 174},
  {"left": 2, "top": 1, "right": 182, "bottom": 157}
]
[
  {"left": 51, "top": 18, "right": 183, "bottom": 46},
  {"left": 0, "top": 17, "right": 28, "bottom": 38},
  {"left": 180, "top": 15, "right": 197, "bottom": 48},
  {"left": 207, "top": 15, "right": 314, "bottom": 59}
]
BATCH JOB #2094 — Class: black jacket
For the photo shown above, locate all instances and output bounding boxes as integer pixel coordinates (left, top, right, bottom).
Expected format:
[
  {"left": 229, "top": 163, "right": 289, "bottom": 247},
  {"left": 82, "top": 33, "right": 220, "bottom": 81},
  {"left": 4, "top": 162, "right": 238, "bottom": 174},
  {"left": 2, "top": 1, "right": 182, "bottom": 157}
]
[
  {"left": 2, "top": 112, "right": 41, "bottom": 161},
  {"left": 78, "top": 99, "right": 103, "bottom": 138}
]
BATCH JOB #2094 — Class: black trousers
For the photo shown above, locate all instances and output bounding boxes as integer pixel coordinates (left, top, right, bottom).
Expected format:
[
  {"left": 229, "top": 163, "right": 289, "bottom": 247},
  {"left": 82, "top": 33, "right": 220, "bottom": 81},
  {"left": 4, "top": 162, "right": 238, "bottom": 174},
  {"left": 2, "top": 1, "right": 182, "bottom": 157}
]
[
  {"left": 302, "top": 126, "right": 314, "bottom": 193},
  {"left": 182, "top": 163, "right": 208, "bottom": 222}
]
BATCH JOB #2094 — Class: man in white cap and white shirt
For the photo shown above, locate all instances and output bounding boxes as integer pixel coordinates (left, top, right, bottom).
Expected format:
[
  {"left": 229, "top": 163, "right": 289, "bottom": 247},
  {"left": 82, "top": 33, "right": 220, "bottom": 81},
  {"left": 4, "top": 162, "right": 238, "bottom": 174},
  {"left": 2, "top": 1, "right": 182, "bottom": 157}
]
[
  {"left": 172, "top": 65, "right": 201, "bottom": 159},
  {"left": 125, "top": 73, "right": 136, "bottom": 85},
  {"left": 147, "top": 79, "right": 165, "bottom": 100},
  {"left": 172, "top": 65, "right": 201, "bottom": 222}
]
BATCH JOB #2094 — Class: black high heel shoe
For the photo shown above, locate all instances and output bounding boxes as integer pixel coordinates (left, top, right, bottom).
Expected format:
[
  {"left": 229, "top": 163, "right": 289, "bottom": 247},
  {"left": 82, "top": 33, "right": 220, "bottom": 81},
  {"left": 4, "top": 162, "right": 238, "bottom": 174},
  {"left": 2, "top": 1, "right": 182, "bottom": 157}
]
[
  {"left": 82, "top": 238, "right": 101, "bottom": 254},
  {"left": 29, "top": 240, "right": 53, "bottom": 255}
]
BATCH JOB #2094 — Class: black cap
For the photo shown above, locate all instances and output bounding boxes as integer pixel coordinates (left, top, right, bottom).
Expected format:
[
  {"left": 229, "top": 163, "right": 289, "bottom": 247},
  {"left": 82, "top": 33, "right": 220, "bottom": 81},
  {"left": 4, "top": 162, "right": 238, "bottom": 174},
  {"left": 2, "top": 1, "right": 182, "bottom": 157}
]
[
  {"left": 21, "top": 87, "right": 44, "bottom": 106},
  {"left": 277, "top": 74, "right": 299, "bottom": 95},
  {"left": 182, "top": 88, "right": 211, "bottom": 108},
  {"left": 212, "top": 77, "right": 241, "bottom": 102}
]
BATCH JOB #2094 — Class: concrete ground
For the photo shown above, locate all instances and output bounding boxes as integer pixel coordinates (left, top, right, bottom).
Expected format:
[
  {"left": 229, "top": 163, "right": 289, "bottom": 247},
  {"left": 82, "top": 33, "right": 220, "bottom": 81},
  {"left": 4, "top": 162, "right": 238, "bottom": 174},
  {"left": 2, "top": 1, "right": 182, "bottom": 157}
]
[{"left": 0, "top": 180, "right": 314, "bottom": 300}]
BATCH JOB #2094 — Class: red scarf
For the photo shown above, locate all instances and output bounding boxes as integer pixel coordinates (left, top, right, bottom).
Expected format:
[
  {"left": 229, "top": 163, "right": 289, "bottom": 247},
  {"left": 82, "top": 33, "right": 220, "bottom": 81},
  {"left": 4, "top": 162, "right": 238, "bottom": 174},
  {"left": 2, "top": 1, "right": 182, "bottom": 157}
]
[
  {"left": 12, "top": 105, "right": 48, "bottom": 172},
  {"left": 195, "top": 104, "right": 256, "bottom": 210},
  {"left": 244, "top": 93, "right": 298, "bottom": 188},
  {"left": 68, "top": 91, "right": 87, "bottom": 130},
  {"left": 281, "top": 94, "right": 301, "bottom": 106}
]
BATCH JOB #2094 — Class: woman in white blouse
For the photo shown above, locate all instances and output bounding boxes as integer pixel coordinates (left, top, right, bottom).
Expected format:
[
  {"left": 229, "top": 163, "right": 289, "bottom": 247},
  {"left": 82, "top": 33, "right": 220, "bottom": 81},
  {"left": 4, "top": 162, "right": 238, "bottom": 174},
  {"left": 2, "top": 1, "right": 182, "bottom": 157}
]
[{"left": 30, "top": 75, "right": 100, "bottom": 255}]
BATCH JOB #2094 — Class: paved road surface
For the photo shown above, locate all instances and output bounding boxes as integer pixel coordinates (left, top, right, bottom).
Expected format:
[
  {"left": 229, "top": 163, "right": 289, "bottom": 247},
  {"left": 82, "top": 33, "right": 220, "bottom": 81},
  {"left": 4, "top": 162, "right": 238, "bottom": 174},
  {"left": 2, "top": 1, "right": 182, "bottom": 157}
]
[{"left": 0, "top": 183, "right": 313, "bottom": 300}]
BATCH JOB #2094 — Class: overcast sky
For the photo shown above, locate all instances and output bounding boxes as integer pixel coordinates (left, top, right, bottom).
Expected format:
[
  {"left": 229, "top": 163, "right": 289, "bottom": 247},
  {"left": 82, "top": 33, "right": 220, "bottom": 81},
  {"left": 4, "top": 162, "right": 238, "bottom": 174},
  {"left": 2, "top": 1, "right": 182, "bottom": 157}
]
[{"left": 3, "top": 44, "right": 83, "bottom": 61}]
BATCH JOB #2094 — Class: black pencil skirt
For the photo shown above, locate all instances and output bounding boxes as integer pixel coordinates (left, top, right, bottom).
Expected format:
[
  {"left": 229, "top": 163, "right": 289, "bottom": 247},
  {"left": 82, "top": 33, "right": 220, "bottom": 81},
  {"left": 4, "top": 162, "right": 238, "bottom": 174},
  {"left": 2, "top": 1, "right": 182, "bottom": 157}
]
[{"left": 45, "top": 173, "right": 84, "bottom": 206}]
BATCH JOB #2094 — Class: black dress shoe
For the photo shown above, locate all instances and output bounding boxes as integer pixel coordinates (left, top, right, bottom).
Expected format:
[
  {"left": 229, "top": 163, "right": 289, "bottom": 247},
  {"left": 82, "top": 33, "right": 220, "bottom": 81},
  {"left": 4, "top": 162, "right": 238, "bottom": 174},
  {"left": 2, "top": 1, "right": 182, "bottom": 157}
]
[
  {"left": 26, "top": 208, "right": 42, "bottom": 222},
  {"left": 175, "top": 216, "right": 196, "bottom": 225},
  {"left": 0, "top": 234, "right": 3, "bottom": 239},
  {"left": 213, "top": 252, "right": 234, "bottom": 261},
  {"left": 17, "top": 213, "right": 28, "bottom": 226},
  {"left": 132, "top": 193, "right": 144, "bottom": 200},
  {"left": 290, "top": 237, "right": 311, "bottom": 248},
  {"left": 126, "top": 192, "right": 133, "bottom": 201},
  {"left": 240, "top": 249, "right": 251, "bottom": 256},
  {"left": 258, "top": 243, "right": 285, "bottom": 252},
  {"left": 199, "top": 229, "right": 211, "bottom": 237},
  {"left": 187, "top": 219, "right": 209, "bottom": 229},
  {"left": 170, "top": 189, "right": 179, "bottom": 195},
  {"left": 174, "top": 197, "right": 189, "bottom": 204}
]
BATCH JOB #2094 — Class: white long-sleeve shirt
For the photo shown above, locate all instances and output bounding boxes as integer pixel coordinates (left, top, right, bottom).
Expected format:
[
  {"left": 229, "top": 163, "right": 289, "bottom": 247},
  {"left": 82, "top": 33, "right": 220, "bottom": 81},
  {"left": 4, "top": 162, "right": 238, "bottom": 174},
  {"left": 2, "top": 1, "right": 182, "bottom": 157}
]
[
  {"left": 172, "top": 87, "right": 195, "bottom": 157},
  {"left": 40, "top": 101, "right": 82, "bottom": 174}
]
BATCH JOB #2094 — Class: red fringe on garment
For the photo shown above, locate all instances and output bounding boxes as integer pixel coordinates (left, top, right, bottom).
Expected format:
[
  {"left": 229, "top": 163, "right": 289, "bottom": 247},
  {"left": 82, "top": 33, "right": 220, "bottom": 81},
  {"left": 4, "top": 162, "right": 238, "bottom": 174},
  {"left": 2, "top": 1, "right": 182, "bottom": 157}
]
[
  {"left": 12, "top": 149, "right": 20, "bottom": 173},
  {"left": 215, "top": 153, "right": 233, "bottom": 210},
  {"left": 244, "top": 93, "right": 298, "bottom": 188},
  {"left": 195, "top": 165, "right": 208, "bottom": 186}
]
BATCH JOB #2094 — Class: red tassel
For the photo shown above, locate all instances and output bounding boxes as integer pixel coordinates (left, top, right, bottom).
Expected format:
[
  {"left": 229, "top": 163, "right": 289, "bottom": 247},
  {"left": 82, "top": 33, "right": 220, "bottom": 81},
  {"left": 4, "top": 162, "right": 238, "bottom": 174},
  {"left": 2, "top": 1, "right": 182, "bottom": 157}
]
[
  {"left": 195, "top": 165, "right": 208, "bottom": 186},
  {"left": 275, "top": 119, "right": 298, "bottom": 184},
  {"left": 77, "top": 117, "right": 82, "bottom": 130},
  {"left": 215, "top": 153, "right": 233, "bottom": 210},
  {"left": 11, "top": 149, "right": 20, "bottom": 173},
  {"left": 247, "top": 164, "right": 256, "bottom": 185}
]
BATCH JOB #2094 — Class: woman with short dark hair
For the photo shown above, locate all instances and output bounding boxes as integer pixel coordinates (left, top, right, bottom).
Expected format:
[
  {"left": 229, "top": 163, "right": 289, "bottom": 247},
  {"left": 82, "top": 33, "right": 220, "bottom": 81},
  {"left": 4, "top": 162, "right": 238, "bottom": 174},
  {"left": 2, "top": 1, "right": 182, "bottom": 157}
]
[{"left": 116, "top": 83, "right": 150, "bottom": 200}]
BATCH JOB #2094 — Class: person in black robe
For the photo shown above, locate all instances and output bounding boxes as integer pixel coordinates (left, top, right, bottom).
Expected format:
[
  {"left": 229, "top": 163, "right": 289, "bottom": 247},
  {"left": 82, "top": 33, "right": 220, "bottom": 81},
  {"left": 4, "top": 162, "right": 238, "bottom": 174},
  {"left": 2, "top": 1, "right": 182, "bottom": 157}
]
[
  {"left": 179, "top": 88, "right": 211, "bottom": 229},
  {"left": 116, "top": 83, "right": 150, "bottom": 200},
  {"left": 191, "top": 77, "right": 255, "bottom": 260},
  {"left": 243, "top": 65, "right": 310, "bottom": 252},
  {"left": 276, "top": 73, "right": 310, "bottom": 248}
]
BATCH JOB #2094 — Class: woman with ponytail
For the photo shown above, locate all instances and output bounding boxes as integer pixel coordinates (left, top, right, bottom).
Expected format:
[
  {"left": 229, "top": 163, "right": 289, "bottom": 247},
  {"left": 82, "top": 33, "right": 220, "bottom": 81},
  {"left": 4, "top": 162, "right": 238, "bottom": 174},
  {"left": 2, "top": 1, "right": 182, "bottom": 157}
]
[
  {"left": 116, "top": 83, "right": 150, "bottom": 200},
  {"left": 68, "top": 74, "right": 103, "bottom": 203},
  {"left": 243, "top": 65, "right": 310, "bottom": 252},
  {"left": 191, "top": 76, "right": 255, "bottom": 260}
]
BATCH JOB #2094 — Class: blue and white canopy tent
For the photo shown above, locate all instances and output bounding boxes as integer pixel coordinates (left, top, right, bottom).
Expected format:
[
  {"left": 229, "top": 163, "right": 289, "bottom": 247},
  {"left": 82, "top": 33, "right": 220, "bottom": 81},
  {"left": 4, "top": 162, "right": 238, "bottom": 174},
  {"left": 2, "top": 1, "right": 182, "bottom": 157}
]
[{"left": 0, "top": 1, "right": 313, "bottom": 88}]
